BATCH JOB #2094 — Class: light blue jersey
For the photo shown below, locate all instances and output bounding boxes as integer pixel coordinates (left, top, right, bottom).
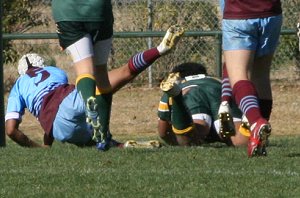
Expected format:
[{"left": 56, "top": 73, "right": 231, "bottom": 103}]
[
  {"left": 6, "top": 66, "right": 95, "bottom": 145},
  {"left": 6, "top": 66, "right": 68, "bottom": 119}
]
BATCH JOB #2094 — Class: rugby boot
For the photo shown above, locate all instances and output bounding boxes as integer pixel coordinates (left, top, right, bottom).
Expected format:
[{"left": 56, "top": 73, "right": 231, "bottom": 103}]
[
  {"left": 218, "top": 101, "right": 235, "bottom": 138},
  {"left": 160, "top": 72, "right": 181, "bottom": 96},
  {"left": 239, "top": 115, "right": 251, "bottom": 137},
  {"left": 248, "top": 118, "right": 271, "bottom": 157},
  {"left": 97, "top": 132, "right": 124, "bottom": 150},
  {"left": 157, "top": 25, "right": 185, "bottom": 55},
  {"left": 86, "top": 96, "right": 106, "bottom": 143},
  {"left": 241, "top": 115, "right": 250, "bottom": 130},
  {"left": 123, "top": 140, "right": 161, "bottom": 149}
]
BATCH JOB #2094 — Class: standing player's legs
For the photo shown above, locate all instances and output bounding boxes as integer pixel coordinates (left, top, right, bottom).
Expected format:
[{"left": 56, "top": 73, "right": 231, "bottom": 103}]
[
  {"left": 251, "top": 54, "right": 273, "bottom": 120},
  {"left": 251, "top": 15, "right": 282, "bottom": 121},
  {"left": 93, "top": 38, "right": 113, "bottom": 150},
  {"left": 92, "top": 25, "right": 184, "bottom": 149},
  {"left": 67, "top": 36, "right": 105, "bottom": 145},
  {"left": 223, "top": 19, "right": 271, "bottom": 157},
  {"left": 70, "top": 21, "right": 115, "bottom": 150},
  {"left": 218, "top": 62, "right": 236, "bottom": 138},
  {"left": 56, "top": 21, "right": 106, "bottom": 148}
]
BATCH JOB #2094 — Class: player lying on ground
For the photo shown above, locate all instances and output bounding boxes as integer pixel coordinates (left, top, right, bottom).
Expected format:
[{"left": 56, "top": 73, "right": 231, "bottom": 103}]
[
  {"left": 5, "top": 25, "right": 184, "bottom": 150},
  {"left": 157, "top": 62, "right": 250, "bottom": 147}
]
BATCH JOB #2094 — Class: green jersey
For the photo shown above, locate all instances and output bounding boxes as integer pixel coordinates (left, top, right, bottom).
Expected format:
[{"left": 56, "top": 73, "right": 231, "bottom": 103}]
[
  {"left": 158, "top": 75, "right": 242, "bottom": 122},
  {"left": 52, "top": 0, "right": 113, "bottom": 22}
]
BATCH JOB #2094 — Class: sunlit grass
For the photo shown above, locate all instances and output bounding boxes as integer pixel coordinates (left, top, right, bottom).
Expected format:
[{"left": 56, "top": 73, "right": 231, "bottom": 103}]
[{"left": 1, "top": 136, "right": 299, "bottom": 197}]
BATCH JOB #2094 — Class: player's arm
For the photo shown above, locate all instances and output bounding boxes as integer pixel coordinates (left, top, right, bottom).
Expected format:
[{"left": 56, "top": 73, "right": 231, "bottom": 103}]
[
  {"left": 157, "top": 93, "right": 179, "bottom": 145},
  {"left": 5, "top": 119, "right": 47, "bottom": 148},
  {"left": 158, "top": 118, "right": 178, "bottom": 146}
]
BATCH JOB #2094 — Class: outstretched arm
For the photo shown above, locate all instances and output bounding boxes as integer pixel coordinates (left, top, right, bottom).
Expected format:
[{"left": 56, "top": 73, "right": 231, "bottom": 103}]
[{"left": 5, "top": 119, "right": 49, "bottom": 148}]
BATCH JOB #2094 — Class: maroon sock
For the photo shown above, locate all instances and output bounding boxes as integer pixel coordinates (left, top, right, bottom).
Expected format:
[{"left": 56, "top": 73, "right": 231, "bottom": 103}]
[
  {"left": 128, "top": 48, "right": 160, "bottom": 74},
  {"left": 221, "top": 63, "right": 232, "bottom": 102},
  {"left": 232, "top": 80, "right": 262, "bottom": 125},
  {"left": 258, "top": 99, "right": 273, "bottom": 121}
]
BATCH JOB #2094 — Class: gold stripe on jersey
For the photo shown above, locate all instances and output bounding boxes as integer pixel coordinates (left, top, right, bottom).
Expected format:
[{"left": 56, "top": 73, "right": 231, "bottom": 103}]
[
  {"left": 158, "top": 101, "right": 169, "bottom": 112},
  {"left": 172, "top": 125, "right": 194, "bottom": 135},
  {"left": 239, "top": 125, "right": 251, "bottom": 137},
  {"left": 75, "top": 74, "right": 95, "bottom": 85}
]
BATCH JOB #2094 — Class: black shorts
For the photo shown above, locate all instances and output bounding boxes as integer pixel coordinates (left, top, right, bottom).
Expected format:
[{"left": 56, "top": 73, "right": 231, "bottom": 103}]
[{"left": 56, "top": 21, "right": 114, "bottom": 50}]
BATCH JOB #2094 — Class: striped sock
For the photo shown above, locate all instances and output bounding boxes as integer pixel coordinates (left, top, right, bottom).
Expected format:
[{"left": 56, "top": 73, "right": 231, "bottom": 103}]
[
  {"left": 232, "top": 80, "right": 261, "bottom": 125},
  {"left": 128, "top": 48, "right": 160, "bottom": 74},
  {"left": 221, "top": 63, "right": 232, "bottom": 102}
]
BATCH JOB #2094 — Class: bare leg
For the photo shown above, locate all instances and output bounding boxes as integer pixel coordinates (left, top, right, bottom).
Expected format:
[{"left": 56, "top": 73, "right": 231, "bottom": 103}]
[
  {"left": 250, "top": 54, "right": 274, "bottom": 100},
  {"left": 107, "top": 63, "right": 136, "bottom": 93},
  {"left": 224, "top": 49, "right": 254, "bottom": 86}
]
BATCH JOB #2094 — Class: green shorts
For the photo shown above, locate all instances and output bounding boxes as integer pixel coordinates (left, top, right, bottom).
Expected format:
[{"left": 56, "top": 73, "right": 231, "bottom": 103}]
[{"left": 56, "top": 21, "right": 114, "bottom": 50}]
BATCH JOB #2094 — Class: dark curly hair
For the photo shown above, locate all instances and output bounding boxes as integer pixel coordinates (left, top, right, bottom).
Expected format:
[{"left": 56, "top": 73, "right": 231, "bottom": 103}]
[{"left": 171, "top": 62, "right": 207, "bottom": 78}]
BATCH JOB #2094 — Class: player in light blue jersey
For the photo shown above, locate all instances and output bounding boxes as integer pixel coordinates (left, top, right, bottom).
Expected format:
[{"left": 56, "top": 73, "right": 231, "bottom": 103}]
[
  {"left": 6, "top": 54, "right": 87, "bottom": 147},
  {"left": 8, "top": 66, "right": 68, "bottom": 118},
  {"left": 5, "top": 26, "right": 184, "bottom": 149}
]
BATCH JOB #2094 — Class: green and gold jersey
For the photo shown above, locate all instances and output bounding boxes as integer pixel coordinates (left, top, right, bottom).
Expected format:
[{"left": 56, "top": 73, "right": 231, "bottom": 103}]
[
  {"left": 158, "top": 76, "right": 242, "bottom": 122},
  {"left": 52, "top": 0, "right": 113, "bottom": 22}
]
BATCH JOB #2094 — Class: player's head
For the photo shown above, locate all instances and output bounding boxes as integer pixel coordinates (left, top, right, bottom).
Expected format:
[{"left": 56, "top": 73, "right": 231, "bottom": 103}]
[
  {"left": 170, "top": 62, "right": 207, "bottom": 78},
  {"left": 18, "top": 53, "right": 45, "bottom": 76}
]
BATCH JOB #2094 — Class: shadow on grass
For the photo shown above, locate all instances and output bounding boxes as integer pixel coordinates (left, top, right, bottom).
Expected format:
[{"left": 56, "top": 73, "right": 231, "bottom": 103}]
[{"left": 285, "top": 153, "right": 300, "bottom": 158}]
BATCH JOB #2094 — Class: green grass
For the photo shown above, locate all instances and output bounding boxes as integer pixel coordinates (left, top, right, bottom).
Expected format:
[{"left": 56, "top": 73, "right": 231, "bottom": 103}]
[{"left": 1, "top": 136, "right": 300, "bottom": 198}]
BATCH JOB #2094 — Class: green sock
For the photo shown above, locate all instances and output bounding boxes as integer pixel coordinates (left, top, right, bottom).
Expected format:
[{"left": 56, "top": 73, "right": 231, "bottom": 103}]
[
  {"left": 96, "top": 93, "right": 113, "bottom": 134},
  {"left": 76, "top": 76, "right": 96, "bottom": 104}
]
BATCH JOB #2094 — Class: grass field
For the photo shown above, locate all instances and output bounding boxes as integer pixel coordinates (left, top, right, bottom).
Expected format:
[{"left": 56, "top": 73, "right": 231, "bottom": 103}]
[
  {"left": 2, "top": 3, "right": 300, "bottom": 197},
  {"left": 1, "top": 136, "right": 300, "bottom": 197},
  {"left": 1, "top": 86, "right": 300, "bottom": 197}
]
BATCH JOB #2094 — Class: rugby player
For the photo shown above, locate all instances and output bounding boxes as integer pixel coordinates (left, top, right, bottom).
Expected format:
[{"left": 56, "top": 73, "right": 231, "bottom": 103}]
[
  {"left": 51, "top": 0, "right": 116, "bottom": 148},
  {"left": 157, "top": 62, "right": 250, "bottom": 147},
  {"left": 5, "top": 26, "right": 184, "bottom": 150},
  {"left": 218, "top": 0, "right": 282, "bottom": 157}
]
